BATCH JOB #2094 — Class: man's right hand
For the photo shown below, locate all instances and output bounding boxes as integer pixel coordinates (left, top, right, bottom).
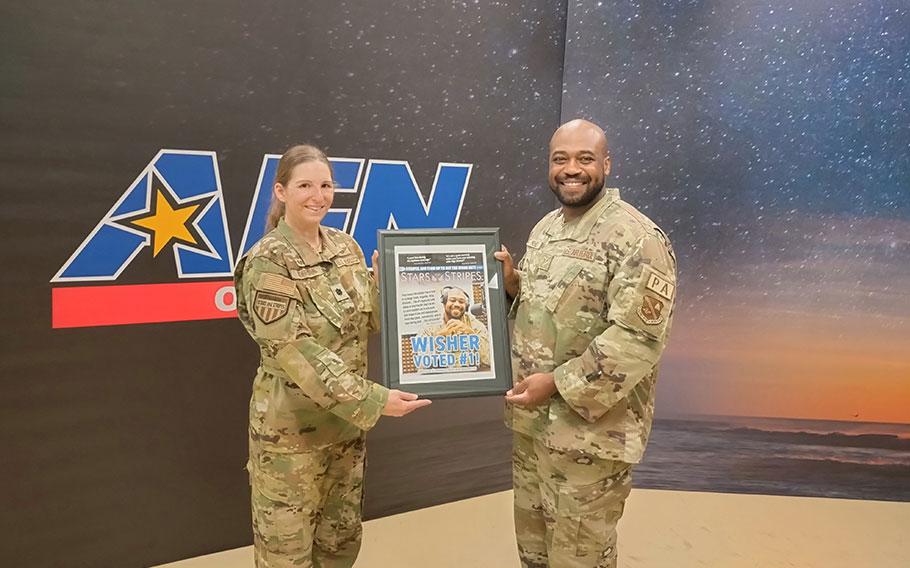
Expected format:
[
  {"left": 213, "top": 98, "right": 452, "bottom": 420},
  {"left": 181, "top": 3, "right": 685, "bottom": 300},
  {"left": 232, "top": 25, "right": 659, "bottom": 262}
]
[
  {"left": 382, "top": 389, "right": 432, "bottom": 417},
  {"left": 493, "top": 245, "right": 519, "bottom": 299}
]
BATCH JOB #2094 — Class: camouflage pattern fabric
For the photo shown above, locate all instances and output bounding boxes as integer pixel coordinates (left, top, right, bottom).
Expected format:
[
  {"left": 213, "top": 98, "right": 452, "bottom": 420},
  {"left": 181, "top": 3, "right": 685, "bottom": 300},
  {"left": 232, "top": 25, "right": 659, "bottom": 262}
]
[
  {"left": 235, "top": 218, "right": 389, "bottom": 567},
  {"left": 513, "top": 433, "right": 631, "bottom": 568},
  {"left": 507, "top": 188, "right": 677, "bottom": 565},
  {"left": 249, "top": 435, "right": 366, "bottom": 568}
]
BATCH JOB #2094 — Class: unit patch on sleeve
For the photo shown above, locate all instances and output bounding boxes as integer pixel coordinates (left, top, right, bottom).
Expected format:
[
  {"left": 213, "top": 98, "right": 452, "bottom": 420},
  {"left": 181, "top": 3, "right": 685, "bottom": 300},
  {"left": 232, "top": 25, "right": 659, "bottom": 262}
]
[
  {"left": 253, "top": 291, "right": 291, "bottom": 324},
  {"left": 637, "top": 295, "right": 665, "bottom": 325}
]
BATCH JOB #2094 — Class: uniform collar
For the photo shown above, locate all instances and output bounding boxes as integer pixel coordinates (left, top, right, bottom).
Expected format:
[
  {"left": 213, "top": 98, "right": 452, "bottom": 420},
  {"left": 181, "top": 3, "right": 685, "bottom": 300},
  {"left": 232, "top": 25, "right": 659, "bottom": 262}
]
[
  {"left": 277, "top": 218, "right": 342, "bottom": 266},
  {"left": 545, "top": 187, "right": 620, "bottom": 242}
]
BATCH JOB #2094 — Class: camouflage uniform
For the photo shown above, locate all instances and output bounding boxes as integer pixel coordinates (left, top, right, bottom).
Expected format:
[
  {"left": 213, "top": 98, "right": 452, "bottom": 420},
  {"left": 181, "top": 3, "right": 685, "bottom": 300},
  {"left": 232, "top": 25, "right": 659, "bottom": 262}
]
[
  {"left": 507, "top": 188, "right": 677, "bottom": 568},
  {"left": 234, "top": 218, "right": 389, "bottom": 568}
]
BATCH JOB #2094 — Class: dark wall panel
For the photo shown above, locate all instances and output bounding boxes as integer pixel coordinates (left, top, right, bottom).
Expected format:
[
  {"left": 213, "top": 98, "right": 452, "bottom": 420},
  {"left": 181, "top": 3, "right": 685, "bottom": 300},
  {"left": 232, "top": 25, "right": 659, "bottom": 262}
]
[{"left": 0, "top": 2, "right": 567, "bottom": 566}]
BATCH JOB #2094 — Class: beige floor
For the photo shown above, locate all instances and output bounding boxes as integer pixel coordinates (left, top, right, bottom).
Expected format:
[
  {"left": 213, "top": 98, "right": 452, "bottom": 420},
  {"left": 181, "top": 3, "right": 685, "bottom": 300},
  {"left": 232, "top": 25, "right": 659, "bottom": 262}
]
[{"left": 156, "top": 488, "right": 910, "bottom": 568}]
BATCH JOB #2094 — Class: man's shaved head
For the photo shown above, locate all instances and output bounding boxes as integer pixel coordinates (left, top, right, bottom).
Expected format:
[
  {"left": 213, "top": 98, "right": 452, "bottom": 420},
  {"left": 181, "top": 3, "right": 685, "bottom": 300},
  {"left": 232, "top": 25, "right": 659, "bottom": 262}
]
[
  {"left": 550, "top": 119, "right": 609, "bottom": 155},
  {"left": 548, "top": 119, "right": 611, "bottom": 212}
]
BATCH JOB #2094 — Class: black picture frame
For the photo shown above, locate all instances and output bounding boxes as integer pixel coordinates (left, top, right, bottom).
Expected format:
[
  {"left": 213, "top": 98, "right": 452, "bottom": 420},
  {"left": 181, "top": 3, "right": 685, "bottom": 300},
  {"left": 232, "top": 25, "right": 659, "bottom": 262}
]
[{"left": 377, "top": 228, "right": 513, "bottom": 398}]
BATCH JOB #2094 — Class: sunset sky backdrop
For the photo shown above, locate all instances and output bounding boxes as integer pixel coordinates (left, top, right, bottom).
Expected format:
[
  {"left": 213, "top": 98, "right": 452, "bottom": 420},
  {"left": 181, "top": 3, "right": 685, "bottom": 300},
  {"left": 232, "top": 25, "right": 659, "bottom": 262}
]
[{"left": 562, "top": 1, "right": 909, "bottom": 424}]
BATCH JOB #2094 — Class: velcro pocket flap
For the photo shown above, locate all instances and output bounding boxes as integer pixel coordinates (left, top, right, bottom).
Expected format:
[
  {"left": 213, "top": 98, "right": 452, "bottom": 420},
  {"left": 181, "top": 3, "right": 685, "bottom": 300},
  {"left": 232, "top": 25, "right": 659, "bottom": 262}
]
[
  {"left": 544, "top": 264, "right": 584, "bottom": 312},
  {"left": 306, "top": 283, "right": 345, "bottom": 329}
]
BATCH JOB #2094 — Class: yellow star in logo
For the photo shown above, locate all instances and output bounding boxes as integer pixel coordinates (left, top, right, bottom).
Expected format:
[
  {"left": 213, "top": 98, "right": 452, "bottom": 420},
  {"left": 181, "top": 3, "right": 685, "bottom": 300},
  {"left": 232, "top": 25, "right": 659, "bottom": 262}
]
[{"left": 131, "top": 188, "right": 201, "bottom": 256}]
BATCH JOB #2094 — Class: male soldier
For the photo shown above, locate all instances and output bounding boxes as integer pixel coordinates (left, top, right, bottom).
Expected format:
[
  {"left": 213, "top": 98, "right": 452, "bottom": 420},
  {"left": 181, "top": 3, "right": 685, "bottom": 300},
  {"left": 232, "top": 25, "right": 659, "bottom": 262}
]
[
  {"left": 422, "top": 285, "right": 491, "bottom": 369},
  {"left": 495, "top": 119, "right": 677, "bottom": 568}
]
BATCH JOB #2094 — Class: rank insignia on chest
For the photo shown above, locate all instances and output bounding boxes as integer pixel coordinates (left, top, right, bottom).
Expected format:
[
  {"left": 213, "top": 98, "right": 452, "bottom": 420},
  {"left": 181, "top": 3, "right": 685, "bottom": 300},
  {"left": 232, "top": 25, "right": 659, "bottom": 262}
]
[
  {"left": 253, "top": 291, "right": 291, "bottom": 324},
  {"left": 332, "top": 285, "right": 348, "bottom": 301},
  {"left": 637, "top": 295, "right": 665, "bottom": 325}
]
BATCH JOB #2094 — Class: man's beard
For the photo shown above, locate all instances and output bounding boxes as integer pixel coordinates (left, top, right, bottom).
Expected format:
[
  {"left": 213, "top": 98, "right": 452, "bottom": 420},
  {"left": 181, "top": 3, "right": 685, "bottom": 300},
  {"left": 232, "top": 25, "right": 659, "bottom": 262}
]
[{"left": 550, "top": 177, "right": 604, "bottom": 208}]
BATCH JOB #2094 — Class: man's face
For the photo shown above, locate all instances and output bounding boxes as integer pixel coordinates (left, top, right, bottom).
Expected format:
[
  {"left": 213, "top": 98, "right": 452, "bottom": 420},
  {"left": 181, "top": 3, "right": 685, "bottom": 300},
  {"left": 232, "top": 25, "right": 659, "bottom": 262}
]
[
  {"left": 548, "top": 127, "right": 610, "bottom": 208},
  {"left": 443, "top": 290, "right": 468, "bottom": 320}
]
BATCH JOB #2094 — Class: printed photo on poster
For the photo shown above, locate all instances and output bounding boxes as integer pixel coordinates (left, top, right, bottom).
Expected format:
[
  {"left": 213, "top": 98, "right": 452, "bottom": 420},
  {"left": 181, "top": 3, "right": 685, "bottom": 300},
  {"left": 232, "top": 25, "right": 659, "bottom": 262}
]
[{"left": 394, "top": 244, "right": 494, "bottom": 384}]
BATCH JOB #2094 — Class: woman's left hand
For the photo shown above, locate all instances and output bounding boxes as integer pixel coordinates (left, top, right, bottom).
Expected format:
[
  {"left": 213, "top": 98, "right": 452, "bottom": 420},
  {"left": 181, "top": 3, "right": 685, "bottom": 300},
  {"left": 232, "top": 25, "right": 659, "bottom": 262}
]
[{"left": 371, "top": 249, "right": 380, "bottom": 284}]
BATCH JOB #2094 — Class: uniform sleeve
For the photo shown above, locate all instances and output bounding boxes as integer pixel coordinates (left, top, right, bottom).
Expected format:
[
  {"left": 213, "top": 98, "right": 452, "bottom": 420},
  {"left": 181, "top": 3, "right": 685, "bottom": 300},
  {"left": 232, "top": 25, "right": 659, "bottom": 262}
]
[
  {"left": 506, "top": 259, "right": 527, "bottom": 319},
  {"left": 353, "top": 242, "right": 381, "bottom": 333},
  {"left": 552, "top": 232, "right": 677, "bottom": 423},
  {"left": 240, "top": 256, "right": 389, "bottom": 430}
]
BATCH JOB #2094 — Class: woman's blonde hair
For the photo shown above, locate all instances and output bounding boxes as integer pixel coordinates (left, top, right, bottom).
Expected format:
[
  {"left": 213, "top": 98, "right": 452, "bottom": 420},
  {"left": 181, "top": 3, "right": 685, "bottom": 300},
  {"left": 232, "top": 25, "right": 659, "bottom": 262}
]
[{"left": 265, "top": 144, "right": 333, "bottom": 232}]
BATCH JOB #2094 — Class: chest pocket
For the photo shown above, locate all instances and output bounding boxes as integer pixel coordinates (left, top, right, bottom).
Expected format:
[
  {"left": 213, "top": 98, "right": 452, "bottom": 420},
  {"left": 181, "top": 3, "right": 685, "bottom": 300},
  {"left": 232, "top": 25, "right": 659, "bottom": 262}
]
[
  {"left": 284, "top": 255, "right": 357, "bottom": 333},
  {"left": 335, "top": 255, "right": 374, "bottom": 315},
  {"left": 520, "top": 238, "right": 551, "bottom": 275},
  {"left": 307, "top": 283, "right": 351, "bottom": 329},
  {"left": 544, "top": 264, "right": 584, "bottom": 312},
  {"left": 544, "top": 259, "right": 608, "bottom": 335}
]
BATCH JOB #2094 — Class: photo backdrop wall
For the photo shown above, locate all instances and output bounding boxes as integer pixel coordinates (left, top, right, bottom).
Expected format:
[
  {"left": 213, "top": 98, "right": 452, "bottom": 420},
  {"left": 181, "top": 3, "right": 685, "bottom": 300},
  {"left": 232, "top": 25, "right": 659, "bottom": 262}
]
[
  {"left": 562, "top": 0, "right": 910, "bottom": 501},
  {"left": 2, "top": 1, "right": 908, "bottom": 566},
  {"left": 0, "top": 1, "right": 566, "bottom": 566}
]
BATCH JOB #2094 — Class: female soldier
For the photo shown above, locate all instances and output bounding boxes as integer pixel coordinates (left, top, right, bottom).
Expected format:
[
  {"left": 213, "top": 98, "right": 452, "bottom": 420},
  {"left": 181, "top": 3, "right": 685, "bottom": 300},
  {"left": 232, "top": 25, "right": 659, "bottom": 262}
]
[{"left": 234, "top": 144, "right": 430, "bottom": 567}]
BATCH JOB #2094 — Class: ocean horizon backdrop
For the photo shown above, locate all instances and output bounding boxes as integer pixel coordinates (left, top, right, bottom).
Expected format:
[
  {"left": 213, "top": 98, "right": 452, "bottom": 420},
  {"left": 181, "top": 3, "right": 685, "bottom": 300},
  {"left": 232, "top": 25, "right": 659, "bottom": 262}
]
[
  {"left": 637, "top": 415, "right": 910, "bottom": 502},
  {"left": 561, "top": 0, "right": 910, "bottom": 505}
]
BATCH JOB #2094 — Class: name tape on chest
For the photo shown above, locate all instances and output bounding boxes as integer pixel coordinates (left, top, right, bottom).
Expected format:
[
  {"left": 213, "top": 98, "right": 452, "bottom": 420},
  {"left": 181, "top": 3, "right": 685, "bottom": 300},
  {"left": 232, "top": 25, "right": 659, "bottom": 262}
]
[
  {"left": 290, "top": 266, "right": 324, "bottom": 279},
  {"left": 563, "top": 246, "right": 596, "bottom": 262},
  {"left": 335, "top": 254, "right": 361, "bottom": 267}
]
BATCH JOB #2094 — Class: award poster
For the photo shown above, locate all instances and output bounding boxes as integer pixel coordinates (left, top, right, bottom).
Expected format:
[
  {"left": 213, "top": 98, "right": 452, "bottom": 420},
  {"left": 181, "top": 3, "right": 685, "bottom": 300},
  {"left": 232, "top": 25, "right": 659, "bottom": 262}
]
[{"left": 393, "top": 244, "right": 495, "bottom": 384}]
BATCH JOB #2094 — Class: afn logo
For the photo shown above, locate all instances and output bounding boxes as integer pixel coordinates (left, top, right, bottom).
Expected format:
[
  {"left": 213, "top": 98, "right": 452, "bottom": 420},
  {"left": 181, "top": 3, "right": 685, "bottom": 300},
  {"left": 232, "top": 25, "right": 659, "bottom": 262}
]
[{"left": 51, "top": 150, "right": 472, "bottom": 328}]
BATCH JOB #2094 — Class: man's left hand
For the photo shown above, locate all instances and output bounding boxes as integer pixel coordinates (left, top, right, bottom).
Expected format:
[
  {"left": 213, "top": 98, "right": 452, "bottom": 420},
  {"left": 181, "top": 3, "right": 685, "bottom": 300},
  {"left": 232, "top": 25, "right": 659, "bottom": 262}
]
[{"left": 505, "top": 372, "right": 557, "bottom": 407}]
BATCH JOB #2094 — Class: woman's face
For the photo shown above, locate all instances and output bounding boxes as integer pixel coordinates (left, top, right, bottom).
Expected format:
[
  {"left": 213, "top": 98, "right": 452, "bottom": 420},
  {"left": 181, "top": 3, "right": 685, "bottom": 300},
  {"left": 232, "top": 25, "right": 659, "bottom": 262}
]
[{"left": 275, "top": 160, "right": 334, "bottom": 229}]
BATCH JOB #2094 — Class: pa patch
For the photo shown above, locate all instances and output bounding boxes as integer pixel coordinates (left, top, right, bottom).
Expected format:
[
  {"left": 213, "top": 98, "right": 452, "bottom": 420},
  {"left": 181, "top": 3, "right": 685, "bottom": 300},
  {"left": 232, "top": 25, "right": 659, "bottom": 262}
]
[
  {"left": 637, "top": 295, "right": 665, "bottom": 325},
  {"left": 253, "top": 291, "right": 291, "bottom": 324},
  {"left": 644, "top": 267, "right": 675, "bottom": 301}
]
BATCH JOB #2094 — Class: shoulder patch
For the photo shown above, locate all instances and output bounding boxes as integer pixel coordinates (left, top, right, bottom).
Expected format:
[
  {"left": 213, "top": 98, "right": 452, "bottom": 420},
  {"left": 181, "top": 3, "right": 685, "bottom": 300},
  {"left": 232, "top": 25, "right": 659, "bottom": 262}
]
[
  {"left": 637, "top": 295, "right": 665, "bottom": 325},
  {"left": 643, "top": 267, "right": 675, "bottom": 301},
  {"left": 253, "top": 291, "right": 291, "bottom": 324},
  {"left": 258, "top": 273, "right": 297, "bottom": 296}
]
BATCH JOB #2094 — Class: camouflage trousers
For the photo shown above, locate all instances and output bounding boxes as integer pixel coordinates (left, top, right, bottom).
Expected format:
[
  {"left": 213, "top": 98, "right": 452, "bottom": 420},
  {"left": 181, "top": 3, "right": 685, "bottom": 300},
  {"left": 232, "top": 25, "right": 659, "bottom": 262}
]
[
  {"left": 512, "top": 433, "right": 632, "bottom": 568},
  {"left": 249, "top": 434, "right": 366, "bottom": 568}
]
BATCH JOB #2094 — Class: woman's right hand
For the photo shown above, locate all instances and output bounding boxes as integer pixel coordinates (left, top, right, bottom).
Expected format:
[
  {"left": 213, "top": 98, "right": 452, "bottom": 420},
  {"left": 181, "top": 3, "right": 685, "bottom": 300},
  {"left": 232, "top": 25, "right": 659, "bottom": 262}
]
[{"left": 382, "top": 389, "right": 432, "bottom": 417}]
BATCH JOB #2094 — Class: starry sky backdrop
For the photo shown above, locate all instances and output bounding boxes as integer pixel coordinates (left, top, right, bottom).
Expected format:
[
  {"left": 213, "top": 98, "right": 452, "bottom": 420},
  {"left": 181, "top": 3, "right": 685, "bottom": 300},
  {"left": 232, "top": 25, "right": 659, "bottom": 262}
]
[{"left": 562, "top": 0, "right": 910, "bottom": 423}]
